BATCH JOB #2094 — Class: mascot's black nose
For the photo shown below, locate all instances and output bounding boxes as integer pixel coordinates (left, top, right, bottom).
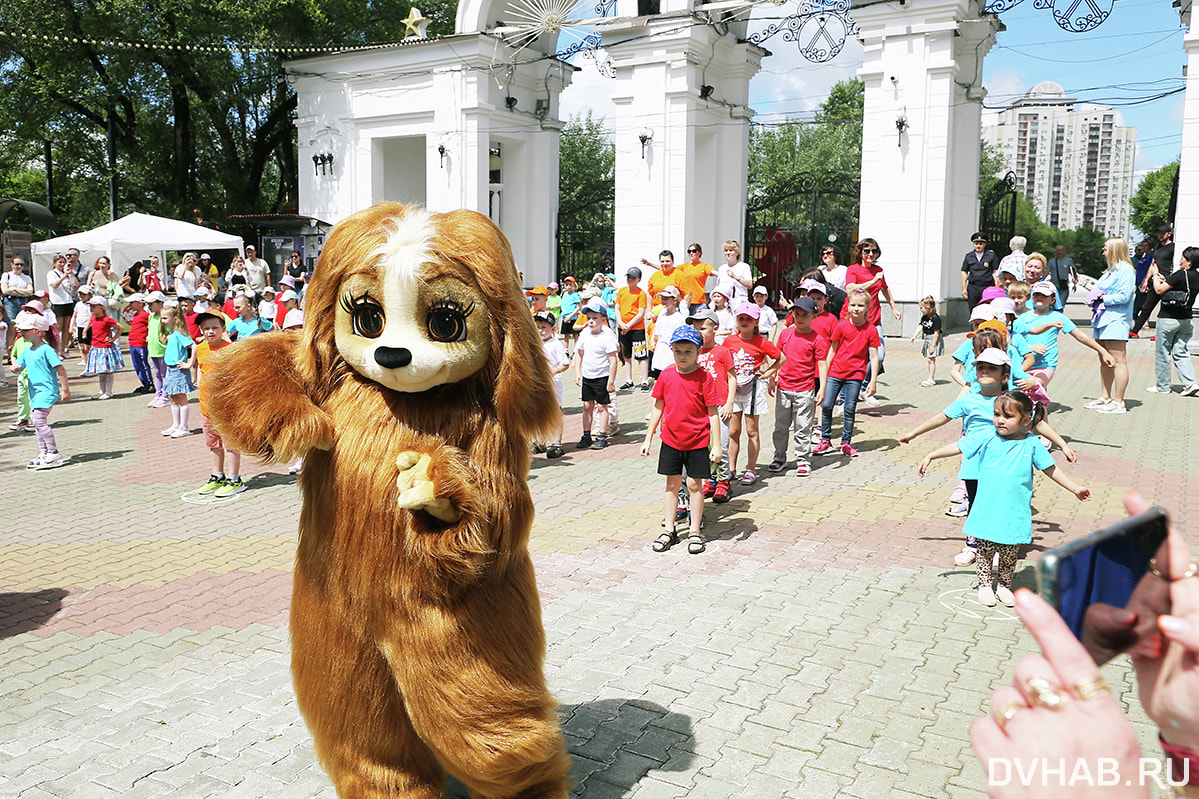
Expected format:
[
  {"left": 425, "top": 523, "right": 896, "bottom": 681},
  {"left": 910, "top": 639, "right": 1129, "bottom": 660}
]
[{"left": 374, "top": 347, "right": 412, "bottom": 369}]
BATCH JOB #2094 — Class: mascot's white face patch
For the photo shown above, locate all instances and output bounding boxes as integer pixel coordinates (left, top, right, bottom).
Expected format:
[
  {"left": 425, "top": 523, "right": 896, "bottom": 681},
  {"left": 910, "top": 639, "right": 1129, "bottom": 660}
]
[{"left": 334, "top": 211, "right": 491, "bottom": 393}]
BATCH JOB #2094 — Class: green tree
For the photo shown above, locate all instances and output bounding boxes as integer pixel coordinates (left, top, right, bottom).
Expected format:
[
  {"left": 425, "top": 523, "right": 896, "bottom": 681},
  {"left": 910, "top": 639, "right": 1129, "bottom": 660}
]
[
  {"left": 557, "top": 112, "right": 614, "bottom": 280},
  {"left": 1130, "top": 161, "right": 1178, "bottom": 241},
  {"left": 0, "top": 1, "right": 454, "bottom": 233}
]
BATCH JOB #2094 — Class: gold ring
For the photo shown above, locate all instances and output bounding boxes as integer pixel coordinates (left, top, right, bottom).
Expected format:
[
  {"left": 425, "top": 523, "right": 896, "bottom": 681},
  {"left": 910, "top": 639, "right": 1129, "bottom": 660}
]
[
  {"left": 1068, "top": 676, "right": 1111, "bottom": 701},
  {"left": 1149, "top": 558, "right": 1199, "bottom": 581},
  {"left": 995, "top": 700, "right": 1023, "bottom": 730},
  {"left": 1025, "top": 677, "right": 1069, "bottom": 710}
]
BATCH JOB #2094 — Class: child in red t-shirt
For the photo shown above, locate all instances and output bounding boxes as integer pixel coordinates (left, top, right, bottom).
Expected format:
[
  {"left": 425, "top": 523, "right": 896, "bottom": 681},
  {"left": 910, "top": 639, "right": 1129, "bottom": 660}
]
[
  {"left": 721, "top": 301, "right": 784, "bottom": 486},
  {"left": 769, "top": 297, "right": 829, "bottom": 476},
  {"left": 817, "top": 288, "right": 879, "bottom": 458},
  {"left": 125, "top": 294, "right": 154, "bottom": 394},
  {"left": 690, "top": 309, "right": 737, "bottom": 503},
  {"left": 641, "top": 325, "right": 721, "bottom": 555}
]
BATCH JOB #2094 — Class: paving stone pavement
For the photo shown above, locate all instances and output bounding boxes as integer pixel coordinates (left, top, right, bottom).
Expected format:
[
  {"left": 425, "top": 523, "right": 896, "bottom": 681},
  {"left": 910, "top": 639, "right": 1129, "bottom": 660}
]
[{"left": 1, "top": 314, "right": 1196, "bottom": 798}]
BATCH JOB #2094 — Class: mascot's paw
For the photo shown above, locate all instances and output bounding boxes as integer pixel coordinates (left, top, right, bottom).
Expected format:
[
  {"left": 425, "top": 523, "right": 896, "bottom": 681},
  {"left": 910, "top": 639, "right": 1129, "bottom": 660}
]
[{"left": 396, "top": 452, "right": 462, "bottom": 524}]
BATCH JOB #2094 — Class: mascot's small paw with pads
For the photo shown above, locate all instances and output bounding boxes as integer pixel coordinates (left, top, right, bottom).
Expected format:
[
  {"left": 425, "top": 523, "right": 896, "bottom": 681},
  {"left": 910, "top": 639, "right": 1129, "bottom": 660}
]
[{"left": 396, "top": 451, "right": 461, "bottom": 523}]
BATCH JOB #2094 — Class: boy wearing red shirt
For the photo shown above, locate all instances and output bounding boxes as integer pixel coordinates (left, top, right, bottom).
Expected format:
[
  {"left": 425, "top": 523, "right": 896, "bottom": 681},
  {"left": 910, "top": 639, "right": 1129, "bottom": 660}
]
[
  {"left": 125, "top": 294, "right": 155, "bottom": 395},
  {"left": 803, "top": 280, "right": 838, "bottom": 343},
  {"left": 721, "top": 301, "right": 784, "bottom": 485},
  {"left": 769, "top": 297, "right": 828, "bottom": 476},
  {"left": 689, "top": 309, "right": 737, "bottom": 503},
  {"left": 641, "top": 325, "right": 721, "bottom": 555},
  {"left": 817, "top": 288, "right": 879, "bottom": 458}
]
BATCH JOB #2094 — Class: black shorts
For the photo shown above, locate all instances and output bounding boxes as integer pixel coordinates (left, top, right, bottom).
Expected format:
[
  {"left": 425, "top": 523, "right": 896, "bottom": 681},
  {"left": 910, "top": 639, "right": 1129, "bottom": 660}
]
[
  {"left": 561, "top": 318, "right": 576, "bottom": 336},
  {"left": 51, "top": 303, "right": 74, "bottom": 318},
  {"left": 657, "top": 442, "right": 712, "bottom": 478},
  {"left": 581, "top": 376, "right": 611, "bottom": 405},
  {"left": 618, "top": 328, "right": 648, "bottom": 360}
]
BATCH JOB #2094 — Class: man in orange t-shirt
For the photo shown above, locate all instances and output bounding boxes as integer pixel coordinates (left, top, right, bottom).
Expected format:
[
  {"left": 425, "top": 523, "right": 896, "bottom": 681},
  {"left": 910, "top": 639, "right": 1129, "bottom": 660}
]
[
  {"left": 676, "top": 243, "right": 715, "bottom": 314},
  {"left": 644, "top": 250, "right": 681, "bottom": 310},
  {"left": 616, "top": 266, "right": 650, "bottom": 390}
]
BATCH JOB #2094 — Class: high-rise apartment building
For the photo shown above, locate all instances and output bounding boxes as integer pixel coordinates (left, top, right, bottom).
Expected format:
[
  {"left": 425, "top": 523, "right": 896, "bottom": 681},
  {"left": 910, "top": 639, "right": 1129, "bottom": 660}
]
[{"left": 982, "top": 81, "right": 1136, "bottom": 238}]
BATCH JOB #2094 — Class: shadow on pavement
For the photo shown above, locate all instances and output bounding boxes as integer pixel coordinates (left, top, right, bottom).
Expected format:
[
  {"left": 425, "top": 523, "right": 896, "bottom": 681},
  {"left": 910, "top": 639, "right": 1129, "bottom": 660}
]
[
  {"left": 445, "top": 699, "right": 693, "bottom": 798},
  {"left": 0, "top": 588, "right": 67, "bottom": 639},
  {"left": 67, "top": 449, "right": 133, "bottom": 465}
]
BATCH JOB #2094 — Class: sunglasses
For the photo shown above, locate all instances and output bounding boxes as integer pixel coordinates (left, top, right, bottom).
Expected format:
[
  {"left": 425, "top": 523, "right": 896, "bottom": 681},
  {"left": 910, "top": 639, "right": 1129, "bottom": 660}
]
[
  {"left": 687, "top": 249, "right": 699, "bottom": 254},
  {"left": 860, "top": 248, "right": 878, "bottom": 254}
]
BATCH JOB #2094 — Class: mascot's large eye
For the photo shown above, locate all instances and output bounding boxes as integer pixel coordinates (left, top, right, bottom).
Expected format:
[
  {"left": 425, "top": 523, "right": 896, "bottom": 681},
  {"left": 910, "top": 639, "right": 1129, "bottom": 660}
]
[
  {"left": 426, "top": 299, "right": 473, "bottom": 343},
  {"left": 340, "top": 292, "right": 385, "bottom": 339}
]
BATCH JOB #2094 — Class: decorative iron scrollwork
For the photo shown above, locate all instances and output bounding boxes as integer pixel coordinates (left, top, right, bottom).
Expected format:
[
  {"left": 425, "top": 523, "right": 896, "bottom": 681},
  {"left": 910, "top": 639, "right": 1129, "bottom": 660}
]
[
  {"left": 748, "top": 0, "right": 857, "bottom": 64},
  {"left": 984, "top": 0, "right": 1113, "bottom": 32}
]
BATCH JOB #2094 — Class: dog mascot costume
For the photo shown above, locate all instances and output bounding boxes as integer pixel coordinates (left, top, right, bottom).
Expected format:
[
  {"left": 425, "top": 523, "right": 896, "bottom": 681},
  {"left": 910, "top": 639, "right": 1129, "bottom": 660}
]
[{"left": 207, "top": 203, "right": 571, "bottom": 798}]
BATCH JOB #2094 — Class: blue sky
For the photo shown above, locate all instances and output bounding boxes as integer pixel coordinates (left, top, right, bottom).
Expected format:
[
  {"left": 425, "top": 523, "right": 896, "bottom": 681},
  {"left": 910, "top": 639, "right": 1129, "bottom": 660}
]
[
  {"left": 739, "top": 0, "right": 1186, "bottom": 176},
  {"left": 559, "top": 1, "right": 1186, "bottom": 174}
]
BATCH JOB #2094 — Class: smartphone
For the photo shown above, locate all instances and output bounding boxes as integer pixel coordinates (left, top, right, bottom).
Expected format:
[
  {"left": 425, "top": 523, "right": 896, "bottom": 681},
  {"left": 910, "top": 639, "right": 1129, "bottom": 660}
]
[{"left": 1039, "top": 508, "right": 1169, "bottom": 641}]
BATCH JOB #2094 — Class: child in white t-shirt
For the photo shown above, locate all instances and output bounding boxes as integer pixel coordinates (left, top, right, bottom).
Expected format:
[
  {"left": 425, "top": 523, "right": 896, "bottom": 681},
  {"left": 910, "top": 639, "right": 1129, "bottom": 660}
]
[
  {"left": 572, "top": 299, "right": 618, "bottom": 450},
  {"left": 649, "top": 286, "right": 687, "bottom": 378},
  {"left": 535, "top": 311, "right": 570, "bottom": 459}
]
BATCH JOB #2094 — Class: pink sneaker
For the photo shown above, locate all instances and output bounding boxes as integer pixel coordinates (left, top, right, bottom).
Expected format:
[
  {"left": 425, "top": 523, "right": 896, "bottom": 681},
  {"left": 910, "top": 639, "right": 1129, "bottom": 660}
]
[
  {"left": 840, "top": 442, "right": 859, "bottom": 457},
  {"left": 813, "top": 439, "right": 832, "bottom": 456}
]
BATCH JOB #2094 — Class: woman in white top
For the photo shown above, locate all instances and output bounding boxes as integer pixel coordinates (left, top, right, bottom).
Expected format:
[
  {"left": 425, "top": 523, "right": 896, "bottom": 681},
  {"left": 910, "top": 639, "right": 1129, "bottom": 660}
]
[
  {"left": 818, "top": 244, "right": 848, "bottom": 292},
  {"left": 2, "top": 256, "right": 34, "bottom": 357},
  {"left": 717, "top": 240, "right": 753, "bottom": 305},
  {"left": 88, "top": 256, "right": 125, "bottom": 319},
  {"left": 173, "top": 252, "right": 203, "bottom": 297},
  {"left": 46, "top": 254, "right": 79, "bottom": 355}
]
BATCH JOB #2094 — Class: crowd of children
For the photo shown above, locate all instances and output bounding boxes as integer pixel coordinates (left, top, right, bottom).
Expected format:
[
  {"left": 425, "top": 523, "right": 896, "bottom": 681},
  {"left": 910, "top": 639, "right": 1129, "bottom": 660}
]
[{"left": 535, "top": 243, "right": 1110, "bottom": 610}]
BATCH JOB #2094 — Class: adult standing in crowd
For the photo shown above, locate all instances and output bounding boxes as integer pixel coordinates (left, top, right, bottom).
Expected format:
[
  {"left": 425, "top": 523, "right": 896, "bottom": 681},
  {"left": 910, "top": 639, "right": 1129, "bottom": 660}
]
[
  {"left": 997, "top": 235, "right": 1027, "bottom": 283},
  {"left": 1047, "top": 244, "right": 1075, "bottom": 305},
  {"left": 1086, "top": 237, "right": 1136, "bottom": 414},
  {"left": 244, "top": 244, "right": 270, "bottom": 293},
  {"left": 285, "top": 250, "right": 307, "bottom": 298},
  {"left": 2, "top": 255, "right": 34, "bottom": 358},
  {"left": 66, "top": 248, "right": 91, "bottom": 286},
  {"left": 818, "top": 244, "right": 848, "bottom": 292},
  {"left": 1148, "top": 245, "right": 1199, "bottom": 395},
  {"left": 173, "top": 252, "right": 204, "bottom": 298},
  {"left": 1131, "top": 225, "right": 1176, "bottom": 337},
  {"left": 845, "top": 237, "right": 900, "bottom": 406},
  {"left": 678, "top": 243, "right": 715, "bottom": 314},
  {"left": 717, "top": 240, "right": 753, "bottom": 305},
  {"left": 1131, "top": 240, "right": 1153, "bottom": 316},
  {"left": 960, "top": 232, "right": 998, "bottom": 309},
  {"left": 46, "top": 254, "right": 78, "bottom": 357},
  {"left": 143, "top": 255, "right": 164, "bottom": 293},
  {"left": 643, "top": 250, "right": 681, "bottom": 309},
  {"left": 1023, "top": 253, "right": 1063, "bottom": 310}
]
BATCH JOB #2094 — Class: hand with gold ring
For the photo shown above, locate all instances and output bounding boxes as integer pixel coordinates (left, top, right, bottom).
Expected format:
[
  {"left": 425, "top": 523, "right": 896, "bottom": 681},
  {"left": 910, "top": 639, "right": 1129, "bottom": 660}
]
[
  {"left": 1124, "top": 492, "right": 1199, "bottom": 753},
  {"left": 972, "top": 587, "right": 1145, "bottom": 798}
]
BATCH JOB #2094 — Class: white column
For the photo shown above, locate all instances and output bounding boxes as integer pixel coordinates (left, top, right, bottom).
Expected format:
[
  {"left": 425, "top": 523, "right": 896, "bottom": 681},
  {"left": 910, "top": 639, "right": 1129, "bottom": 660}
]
[
  {"left": 1175, "top": 2, "right": 1199, "bottom": 248},
  {"left": 855, "top": 0, "right": 1000, "bottom": 334},
  {"left": 604, "top": 19, "right": 764, "bottom": 280}
]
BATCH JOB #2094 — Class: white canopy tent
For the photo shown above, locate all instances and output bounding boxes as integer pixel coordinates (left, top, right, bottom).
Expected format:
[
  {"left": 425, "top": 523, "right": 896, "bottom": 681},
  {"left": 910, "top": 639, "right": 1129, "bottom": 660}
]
[{"left": 30, "top": 212, "right": 243, "bottom": 291}]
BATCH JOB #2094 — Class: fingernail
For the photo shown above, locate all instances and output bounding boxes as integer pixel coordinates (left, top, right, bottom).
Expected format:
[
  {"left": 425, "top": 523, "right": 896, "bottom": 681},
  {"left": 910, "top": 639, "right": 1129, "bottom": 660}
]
[{"left": 1159, "top": 615, "right": 1191, "bottom": 635}]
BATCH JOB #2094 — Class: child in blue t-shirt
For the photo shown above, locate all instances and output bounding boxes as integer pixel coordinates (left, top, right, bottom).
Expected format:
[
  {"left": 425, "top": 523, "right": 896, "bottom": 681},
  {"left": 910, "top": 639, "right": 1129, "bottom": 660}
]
[
  {"left": 11, "top": 314, "right": 70, "bottom": 469},
  {"left": 918, "top": 390, "right": 1090, "bottom": 608},
  {"left": 160, "top": 306, "right": 197, "bottom": 438},
  {"left": 1012, "top": 280, "right": 1114, "bottom": 404}
]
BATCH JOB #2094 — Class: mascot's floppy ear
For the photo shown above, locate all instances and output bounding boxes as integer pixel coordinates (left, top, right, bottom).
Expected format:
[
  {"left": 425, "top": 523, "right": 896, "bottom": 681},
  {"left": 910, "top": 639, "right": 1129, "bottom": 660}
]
[{"left": 431, "top": 209, "right": 560, "bottom": 444}]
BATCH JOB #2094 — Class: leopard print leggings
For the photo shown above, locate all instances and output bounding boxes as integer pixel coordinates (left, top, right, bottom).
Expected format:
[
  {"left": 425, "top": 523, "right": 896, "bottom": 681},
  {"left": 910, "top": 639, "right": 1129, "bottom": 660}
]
[{"left": 976, "top": 539, "right": 1020, "bottom": 588}]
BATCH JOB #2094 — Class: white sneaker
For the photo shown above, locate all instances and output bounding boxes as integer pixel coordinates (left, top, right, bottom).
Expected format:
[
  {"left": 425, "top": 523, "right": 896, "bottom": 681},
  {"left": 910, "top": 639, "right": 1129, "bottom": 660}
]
[
  {"left": 161, "top": 426, "right": 179, "bottom": 436},
  {"left": 170, "top": 428, "right": 192, "bottom": 438},
  {"left": 150, "top": 398, "right": 170, "bottom": 408},
  {"left": 35, "top": 452, "right": 64, "bottom": 469},
  {"left": 978, "top": 584, "right": 997, "bottom": 607},
  {"left": 953, "top": 547, "right": 977, "bottom": 567},
  {"left": 995, "top": 586, "right": 1015, "bottom": 607},
  {"left": 1183, "top": 384, "right": 1199, "bottom": 397},
  {"left": 1146, "top": 386, "right": 1172, "bottom": 394},
  {"left": 860, "top": 394, "right": 881, "bottom": 407},
  {"left": 946, "top": 502, "right": 970, "bottom": 518}
]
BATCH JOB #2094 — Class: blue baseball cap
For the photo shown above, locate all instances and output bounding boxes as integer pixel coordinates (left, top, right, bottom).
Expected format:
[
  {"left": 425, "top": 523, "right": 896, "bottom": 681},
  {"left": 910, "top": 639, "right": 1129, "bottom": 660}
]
[{"left": 669, "top": 325, "right": 703, "bottom": 347}]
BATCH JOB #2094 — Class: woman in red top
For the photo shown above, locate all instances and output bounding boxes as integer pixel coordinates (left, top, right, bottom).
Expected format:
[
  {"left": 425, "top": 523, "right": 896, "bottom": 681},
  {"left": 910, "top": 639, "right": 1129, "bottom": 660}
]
[
  {"left": 82, "top": 296, "right": 124, "bottom": 399},
  {"left": 844, "top": 238, "right": 901, "bottom": 404}
]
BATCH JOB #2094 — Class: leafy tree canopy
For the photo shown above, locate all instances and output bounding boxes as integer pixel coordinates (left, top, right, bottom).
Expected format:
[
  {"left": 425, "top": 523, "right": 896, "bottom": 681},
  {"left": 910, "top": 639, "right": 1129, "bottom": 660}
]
[
  {"left": 1129, "top": 161, "right": 1178, "bottom": 242},
  {"left": 0, "top": 0, "right": 454, "bottom": 235}
]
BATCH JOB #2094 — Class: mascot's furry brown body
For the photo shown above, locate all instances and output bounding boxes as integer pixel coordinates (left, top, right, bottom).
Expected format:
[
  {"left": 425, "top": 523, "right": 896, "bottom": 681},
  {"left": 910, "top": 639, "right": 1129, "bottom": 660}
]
[{"left": 206, "top": 203, "right": 571, "bottom": 798}]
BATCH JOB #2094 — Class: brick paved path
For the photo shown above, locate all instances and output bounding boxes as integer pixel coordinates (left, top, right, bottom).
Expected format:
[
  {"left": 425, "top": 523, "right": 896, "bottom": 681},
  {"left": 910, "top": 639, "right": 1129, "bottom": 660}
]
[{"left": 1, "top": 320, "right": 1194, "bottom": 798}]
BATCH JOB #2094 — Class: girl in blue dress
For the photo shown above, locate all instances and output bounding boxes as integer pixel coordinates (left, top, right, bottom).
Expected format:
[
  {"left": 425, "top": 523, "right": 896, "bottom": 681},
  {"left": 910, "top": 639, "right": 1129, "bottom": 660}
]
[
  {"left": 918, "top": 390, "right": 1090, "bottom": 608},
  {"left": 160, "top": 306, "right": 197, "bottom": 438}
]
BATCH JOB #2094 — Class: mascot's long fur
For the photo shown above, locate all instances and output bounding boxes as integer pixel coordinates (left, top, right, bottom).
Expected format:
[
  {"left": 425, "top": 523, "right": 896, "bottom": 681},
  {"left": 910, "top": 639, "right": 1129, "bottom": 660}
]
[{"left": 206, "top": 203, "right": 571, "bottom": 798}]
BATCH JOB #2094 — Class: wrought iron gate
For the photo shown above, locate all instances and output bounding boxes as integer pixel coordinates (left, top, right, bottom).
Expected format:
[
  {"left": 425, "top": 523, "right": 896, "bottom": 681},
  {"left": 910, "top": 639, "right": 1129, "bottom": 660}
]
[
  {"left": 744, "top": 171, "right": 860, "bottom": 301},
  {"left": 979, "top": 171, "right": 1017, "bottom": 260}
]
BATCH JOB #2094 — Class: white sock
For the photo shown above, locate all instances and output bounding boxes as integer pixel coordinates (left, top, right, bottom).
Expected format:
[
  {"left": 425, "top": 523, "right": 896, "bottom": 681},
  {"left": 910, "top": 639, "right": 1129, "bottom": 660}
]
[
  {"left": 178, "top": 404, "right": 189, "bottom": 430},
  {"left": 170, "top": 404, "right": 181, "bottom": 430}
]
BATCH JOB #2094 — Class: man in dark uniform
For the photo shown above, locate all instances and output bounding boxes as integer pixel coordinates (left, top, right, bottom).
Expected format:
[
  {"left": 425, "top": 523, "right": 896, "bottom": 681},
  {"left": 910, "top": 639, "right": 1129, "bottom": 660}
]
[
  {"left": 1131, "top": 225, "right": 1175, "bottom": 337},
  {"left": 960, "top": 232, "right": 998, "bottom": 309}
]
